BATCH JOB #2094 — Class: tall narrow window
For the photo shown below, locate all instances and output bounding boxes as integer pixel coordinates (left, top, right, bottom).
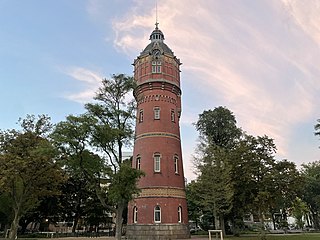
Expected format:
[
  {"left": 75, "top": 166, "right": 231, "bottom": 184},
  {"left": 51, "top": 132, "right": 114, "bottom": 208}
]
[
  {"left": 139, "top": 110, "right": 144, "bottom": 123},
  {"left": 154, "top": 107, "right": 160, "bottom": 120},
  {"left": 154, "top": 153, "right": 161, "bottom": 172},
  {"left": 136, "top": 156, "right": 141, "bottom": 170},
  {"left": 171, "top": 109, "right": 175, "bottom": 122},
  {"left": 174, "top": 155, "right": 179, "bottom": 174},
  {"left": 133, "top": 207, "right": 138, "bottom": 223},
  {"left": 154, "top": 205, "right": 161, "bottom": 223},
  {"left": 152, "top": 61, "right": 161, "bottom": 73},
  {"left": 178, "top": 206, "right": 182, "bottom": 223}
]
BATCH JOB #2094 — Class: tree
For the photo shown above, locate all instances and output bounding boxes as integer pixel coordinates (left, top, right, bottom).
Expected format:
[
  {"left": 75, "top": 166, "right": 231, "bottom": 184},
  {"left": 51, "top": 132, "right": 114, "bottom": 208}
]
[
  {"left": 0, "top": 192, "right": 12, "bottom": 236},
  {"left": 315, "top": 119, "right": 320, "bottom": 146},
  {"left": 52, "top": 74, "right": 144, "bottom": 240},
  {"left": 300, "top": 161, "right": 320, "bottom": 229},
  {"left": 0, "top": 115, "right": 65, "bottom": 240},
  {"left": 228, "top": 134, "right": 277, "bottom": 238},
  {"left": 185, "top": 180, "right": 203, "bottom": 228},
  {"left": 269, "top": 160, "right": 303, "bottom": 230},
  {"left": 195, "top": 107, "right": 242, "bottom": 149},
  {"left": 193, "top": 107, "right": 241, "bottom": 235},
  {"left": 291, "top": 197, "right": 308, "bottom": 229}
]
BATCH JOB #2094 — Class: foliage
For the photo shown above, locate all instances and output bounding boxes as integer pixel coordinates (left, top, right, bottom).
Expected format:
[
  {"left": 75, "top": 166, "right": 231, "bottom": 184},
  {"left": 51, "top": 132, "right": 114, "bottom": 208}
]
[
  {"left": 195, "top": 106, "right": 242, "bottom": 149},
  {"left": 52, "top": 74, "right": 143, "bottom": 240},
  {"left": 300, "top": 161, "right": 320, "bottom": 229},
  {"left": 192, "top": 106, "right": 303, "bottom": 237},
  {"left": 315, "top": 119, "right": 320, "bottom": 142},
  {"left": 0, "top": 115, "right": 65, "bottom": 240}
]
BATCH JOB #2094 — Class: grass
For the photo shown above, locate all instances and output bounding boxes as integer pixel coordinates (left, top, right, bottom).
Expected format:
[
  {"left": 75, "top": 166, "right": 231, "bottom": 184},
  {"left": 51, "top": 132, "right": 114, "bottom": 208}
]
[{"left": 222, "top": 233, "right": 320, "bottom": 240}]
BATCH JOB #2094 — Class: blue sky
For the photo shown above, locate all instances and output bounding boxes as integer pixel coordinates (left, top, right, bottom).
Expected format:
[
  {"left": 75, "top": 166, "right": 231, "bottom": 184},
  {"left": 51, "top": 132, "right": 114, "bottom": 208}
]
[{"left": 1, "top": 0, "right": 319, "bottom": 180}]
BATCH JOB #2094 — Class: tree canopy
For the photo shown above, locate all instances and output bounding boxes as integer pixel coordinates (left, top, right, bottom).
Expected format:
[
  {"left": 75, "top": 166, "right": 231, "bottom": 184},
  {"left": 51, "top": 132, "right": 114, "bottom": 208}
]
[
  {"left": 0, "top": 115, "right": 65, "bottom": 240},
  {"left": 52, "top": 74, "right": 143, "bottom": 240}
]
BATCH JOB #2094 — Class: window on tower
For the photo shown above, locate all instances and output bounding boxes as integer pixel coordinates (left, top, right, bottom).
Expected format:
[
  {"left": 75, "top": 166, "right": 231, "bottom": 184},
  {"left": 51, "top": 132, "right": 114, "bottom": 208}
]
[
  {"left": 154, "top": 205, "right": 161, "bottom": 223},
  {"left": 136, "top": 155, "right": 141, "bottom": 170},
  {"left": 139, "top": 109, "right": 144, "bottom": 123},
  {"left": 154, "top": 153, "right": 161, "bottom": 172},
  {"left": 174, "top": 155, "right": 179, "bottom": 174},
  {"left": 171, "top": 109, "right": 175, "bottom": 122},
  {"left": 133, "top": 206, "right": 138, "bottom": 223},
  {"left": 178, "top": 206, "right": 182, "bottom": 223},
  {"left": 154, "top": 107, "right": 160, "bottom": 120},
  {"left": 152, "top": 61, "right": 161, "bottom": 73}
]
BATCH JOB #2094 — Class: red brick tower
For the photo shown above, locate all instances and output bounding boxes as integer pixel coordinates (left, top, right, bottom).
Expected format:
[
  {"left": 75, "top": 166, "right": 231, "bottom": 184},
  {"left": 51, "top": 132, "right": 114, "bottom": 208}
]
[{"left": 126, "top": 23, "right": 190, "bottom": 239}]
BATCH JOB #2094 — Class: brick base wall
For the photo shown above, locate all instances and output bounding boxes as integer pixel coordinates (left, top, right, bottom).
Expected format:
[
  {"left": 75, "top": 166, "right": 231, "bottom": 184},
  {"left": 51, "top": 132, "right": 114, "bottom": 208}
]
[{"left": 126, "top": 224, "right": 190, "bottom": 240}]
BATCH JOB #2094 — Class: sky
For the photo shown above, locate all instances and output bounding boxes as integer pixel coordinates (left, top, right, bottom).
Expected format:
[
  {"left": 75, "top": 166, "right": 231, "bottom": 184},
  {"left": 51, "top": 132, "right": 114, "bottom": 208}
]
[{"left": 0, "top": 0, "right": 319, "bottom": 181}]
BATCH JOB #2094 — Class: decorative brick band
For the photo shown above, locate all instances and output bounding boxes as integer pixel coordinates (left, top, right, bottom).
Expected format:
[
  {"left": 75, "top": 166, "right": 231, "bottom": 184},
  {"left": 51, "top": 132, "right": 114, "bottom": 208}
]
[
  {"left": 136, "top": 187, "right": 186, "bottom": 199},
  {"left": 135, "top": 132, "right": 180, "bottom": 141}
]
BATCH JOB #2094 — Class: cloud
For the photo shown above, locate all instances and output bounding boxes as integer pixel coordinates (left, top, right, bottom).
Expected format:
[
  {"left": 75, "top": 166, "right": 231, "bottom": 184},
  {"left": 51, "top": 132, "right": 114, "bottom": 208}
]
[
  {"left": 111, "top": 0, "right": 320, "bottom": 177},
  {"left": 65, "top": 67, "right": 102, "bottom": 103}
]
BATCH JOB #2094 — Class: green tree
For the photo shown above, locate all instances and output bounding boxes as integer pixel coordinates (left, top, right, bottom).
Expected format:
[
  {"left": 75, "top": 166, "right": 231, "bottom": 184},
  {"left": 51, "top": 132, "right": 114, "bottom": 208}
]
[
  {"left": 52, "top": 74, "right": 144, "bottom": 240},
  {"left": 0, "top": 115, "right": 65, "bottom": 240},
  {"left": 228, "top": 134, "right": 276, "bottom": 238},
  {"left": 315, "top": 119, "right": 320, "bottom": 141},
  {"left": 194, "top": 107, "right": 241, "bottom": 235},
  {"left": 300, "top": 161, "right": 320, "bottom": 229},
  {"left": 195, "top": 107, "right": 242, "bottom": 149},
  {"left": 269, "top": 160, "right": 303, "bottom": 230},
  {"left": 0, "top": 192, "right": 12, "bottom": 236},
  {"left": 291, "top": 197, "right": 309, "bottom": 229},
  {"left": 186, "top": 180, "right": 204, "bottom": 228}
]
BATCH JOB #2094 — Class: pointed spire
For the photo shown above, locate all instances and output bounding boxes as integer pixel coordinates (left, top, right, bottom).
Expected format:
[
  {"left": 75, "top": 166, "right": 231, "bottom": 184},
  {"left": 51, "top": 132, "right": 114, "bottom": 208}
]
[{"left": 155, "top": 0, "right": 158, "bottom": 29}]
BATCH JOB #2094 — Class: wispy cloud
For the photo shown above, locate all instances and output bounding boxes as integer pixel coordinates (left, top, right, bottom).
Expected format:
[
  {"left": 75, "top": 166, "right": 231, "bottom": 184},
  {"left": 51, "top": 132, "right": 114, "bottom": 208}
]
[
  {"left": 65, "top": 67, "right": 102, "bottom": 103},
  {"left": 109, "top": 0, "right": 320, "bottom": 178}
]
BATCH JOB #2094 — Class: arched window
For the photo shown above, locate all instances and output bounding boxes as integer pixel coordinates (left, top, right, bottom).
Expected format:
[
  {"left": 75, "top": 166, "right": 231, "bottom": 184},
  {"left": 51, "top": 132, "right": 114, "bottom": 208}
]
[
  {"left": 174, "top": 155, "right": 179, "bottom": 174},
  {"left": 154, "top": 205, "right": 161, "bottom": 223},
  {"left": 154, "top": 107, "right": 160, "bottom": 120},
  {"left": 139, "top": 109, "right": 144, "bottom": 123},
  {"left": 133, "top": 206, "right": 138, "bottom": 223},
  {"left": 178, "top": 206, "right": 182, "bottom": 223},
  {"left": 136, "top": 155, "right": 141, "bottom": 170},
  {"left": 171, "top": 109, "right": 175, "bottom": 122},
  {"left": 154, "top": 153, "right": 161, "bottom": 172}
]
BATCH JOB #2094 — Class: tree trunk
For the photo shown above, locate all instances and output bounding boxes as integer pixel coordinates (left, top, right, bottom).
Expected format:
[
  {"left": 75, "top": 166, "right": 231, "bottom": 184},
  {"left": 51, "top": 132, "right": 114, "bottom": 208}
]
[
  {"left": 219, "top": 214, "right": 226, "bottom": 236},
  {"left": 115, "top": 203, "right": 125, "bottom": 240},
  {"left": 9, "top": 208, "right": 21, "bottom": 240},
  {"left": 271, "top": 212, "right": 276, "bottom": 230},
  {"left": 213, "top": 208, "right": 219, "bottom": 230},
  {"left": 258, "top": 209, "right": 266, "bottom": 240}
]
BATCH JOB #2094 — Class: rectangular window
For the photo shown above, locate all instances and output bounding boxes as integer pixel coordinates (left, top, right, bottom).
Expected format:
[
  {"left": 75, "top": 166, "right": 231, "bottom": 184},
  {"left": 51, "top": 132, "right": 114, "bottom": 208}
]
[
  {"left": 152, "top": 61, "right": 161, "bottom": 73},
  {"left": 154, "top": 107, "right": 160, "bottom": 120},
  {"left": 154, "top": 154, "right": 161, "bottom": 172}
]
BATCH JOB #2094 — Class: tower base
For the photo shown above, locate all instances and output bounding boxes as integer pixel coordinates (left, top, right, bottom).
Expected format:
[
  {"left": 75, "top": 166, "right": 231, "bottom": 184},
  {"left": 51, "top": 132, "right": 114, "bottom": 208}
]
[{"left": 126, "top": 224, "right": 190, "bottom": 240}]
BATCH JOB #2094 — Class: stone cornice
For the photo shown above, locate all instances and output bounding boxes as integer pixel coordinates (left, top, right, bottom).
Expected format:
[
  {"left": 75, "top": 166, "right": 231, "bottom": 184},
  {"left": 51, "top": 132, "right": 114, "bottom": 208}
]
[
  {"left": 135, "top": 132, "right": 180, "bottom": 141},
  {"left": 135, "top": 187, "right": 186, "bottom": 199}
]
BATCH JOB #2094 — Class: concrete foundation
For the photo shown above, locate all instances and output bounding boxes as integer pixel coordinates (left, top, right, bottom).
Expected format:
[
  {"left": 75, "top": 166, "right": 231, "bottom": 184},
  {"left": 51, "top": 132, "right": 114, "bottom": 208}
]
[{"left": 126, "top": 224, "right": 190, "bottom": 239}]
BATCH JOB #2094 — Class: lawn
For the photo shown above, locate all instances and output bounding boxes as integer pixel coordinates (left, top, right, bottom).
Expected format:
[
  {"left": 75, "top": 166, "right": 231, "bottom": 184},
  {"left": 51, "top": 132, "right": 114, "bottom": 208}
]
[
  {"left": 223, "top": 233, "right": 320, "bottom": 240},
  {"left": 192, "top": 233, "right": 320, "bottom": 240}
]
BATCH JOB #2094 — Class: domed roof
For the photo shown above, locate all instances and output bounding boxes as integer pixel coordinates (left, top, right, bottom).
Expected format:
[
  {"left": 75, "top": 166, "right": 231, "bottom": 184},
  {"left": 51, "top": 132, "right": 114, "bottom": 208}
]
[{"left": 140, "top": 23, "right": 174, "bottom": 56}]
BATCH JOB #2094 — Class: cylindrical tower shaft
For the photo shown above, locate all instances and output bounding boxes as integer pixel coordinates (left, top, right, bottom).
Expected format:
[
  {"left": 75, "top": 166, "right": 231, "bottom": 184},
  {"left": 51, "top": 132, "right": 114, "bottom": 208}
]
[{"left": 126, "top": 23, "right": 190, "bottom": 239}]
